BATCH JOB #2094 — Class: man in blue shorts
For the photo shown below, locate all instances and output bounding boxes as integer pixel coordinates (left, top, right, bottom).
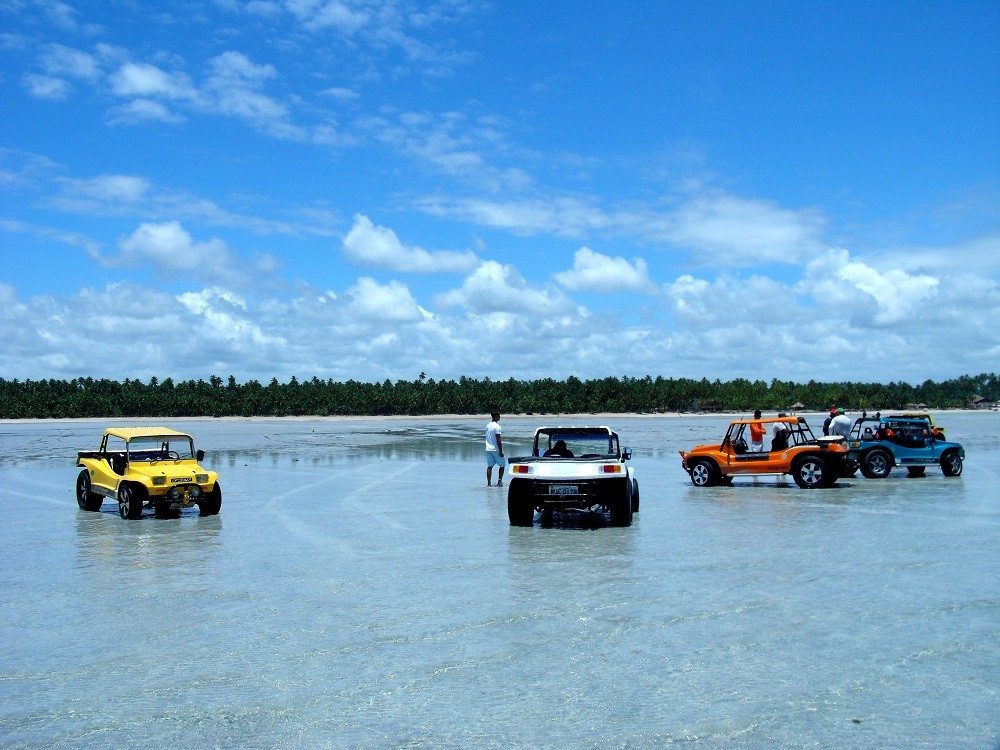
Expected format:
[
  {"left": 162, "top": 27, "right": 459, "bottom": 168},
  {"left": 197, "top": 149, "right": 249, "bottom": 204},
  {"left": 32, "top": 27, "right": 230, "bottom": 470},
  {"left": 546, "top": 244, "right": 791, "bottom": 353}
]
[{"left": 485, "top": 411, "right": 505, "bottom": 487}]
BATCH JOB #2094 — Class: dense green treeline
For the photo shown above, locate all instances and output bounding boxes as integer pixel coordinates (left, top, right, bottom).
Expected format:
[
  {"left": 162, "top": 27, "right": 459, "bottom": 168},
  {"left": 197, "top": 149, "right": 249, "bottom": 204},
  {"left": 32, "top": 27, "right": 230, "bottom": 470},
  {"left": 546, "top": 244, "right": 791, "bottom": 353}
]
[{"left": 1, "top": 372, "right": 997, "bottom": 419}]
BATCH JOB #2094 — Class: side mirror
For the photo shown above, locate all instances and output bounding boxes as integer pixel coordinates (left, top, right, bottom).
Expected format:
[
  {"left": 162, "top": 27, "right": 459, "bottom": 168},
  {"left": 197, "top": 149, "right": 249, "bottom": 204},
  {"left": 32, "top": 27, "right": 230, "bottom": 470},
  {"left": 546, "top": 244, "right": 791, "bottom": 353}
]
[
  {"left": 196, "top": 449, "right": 205, "bottom": 462},
  {"left": 622, "top": 447, "right": 632, "bottom": 461}
]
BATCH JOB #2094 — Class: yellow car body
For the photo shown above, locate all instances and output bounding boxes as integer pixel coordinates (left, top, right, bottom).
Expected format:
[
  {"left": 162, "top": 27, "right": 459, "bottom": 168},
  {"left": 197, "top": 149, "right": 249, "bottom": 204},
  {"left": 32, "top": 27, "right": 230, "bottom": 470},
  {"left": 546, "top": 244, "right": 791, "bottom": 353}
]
[{"left": 76, "top": 426, "right": 221, "bottom": 519}]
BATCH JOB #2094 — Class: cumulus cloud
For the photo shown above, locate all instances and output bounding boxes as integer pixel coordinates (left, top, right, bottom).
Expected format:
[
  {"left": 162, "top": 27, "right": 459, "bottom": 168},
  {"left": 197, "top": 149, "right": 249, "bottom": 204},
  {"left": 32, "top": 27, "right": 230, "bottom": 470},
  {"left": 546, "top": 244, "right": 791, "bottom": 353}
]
[
  {"left": 342, "top": 214, "right": 479, "bottom": 273},
  {"left": 177, "top": 287, "right": 283, "bottom": 347},
  {"left": 665, "top": 273, "right": 790, "bottom": 328},
  {"left": 436, "top": 260, "right": 574, "bottom": 315},
  {"left": 803, "top": 248, "right": 940, "bottom": 326},
  {"left": 85, "top": 221, "right": 276, "bottom": 290},
  {"left": 116, "top": 221, "right": 228, "bottom": 270},
  {"left": 347, "top": 277, "right": 423, "bottom": 322},
  {"left": 554, "top": 246, "right": 656, "bottom": 294}
]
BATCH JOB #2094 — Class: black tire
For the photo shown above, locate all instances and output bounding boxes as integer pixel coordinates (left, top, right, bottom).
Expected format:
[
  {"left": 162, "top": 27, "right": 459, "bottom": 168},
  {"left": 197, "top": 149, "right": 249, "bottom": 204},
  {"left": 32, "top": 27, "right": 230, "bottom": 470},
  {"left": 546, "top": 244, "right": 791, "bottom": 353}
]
[
  {"left": 862, "top": 449, "right": 893, "bottom": 479},
  {"left": 689, "top": 459, "right": 719, "bottom": 487},
  {"left": 118, "top": 483, "right": 145, "bottom": 520},
  {"left": 792, "top": 455, "right": 831, "bottom": 489},
  {"left": 198, "top": 483, "right": 223, "bottom": 516},
  {"left": 609, "top": 479, "right": 633, "bottom": 527},
  {"left": 940, "top": 451, "right": 963, "bottom": 477},
  {"left": 76, "top": 470, "right": 103, "bottom": 512},
  {"left": 906, "top": 466, "right": 927, "bottom": 478},
  {"left": 506, "top": 481, "right": 533, "bottom": 526},
  {"left": 631, "top": 478, "right": 640, "bottom": 513}
]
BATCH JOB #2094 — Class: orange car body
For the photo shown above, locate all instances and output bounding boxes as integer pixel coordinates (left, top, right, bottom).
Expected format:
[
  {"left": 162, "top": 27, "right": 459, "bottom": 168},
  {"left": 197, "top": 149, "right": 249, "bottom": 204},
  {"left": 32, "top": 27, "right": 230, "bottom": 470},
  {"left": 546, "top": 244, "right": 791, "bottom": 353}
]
[{"left": 679, "top": 416, "right": 855, "bottom": 488}]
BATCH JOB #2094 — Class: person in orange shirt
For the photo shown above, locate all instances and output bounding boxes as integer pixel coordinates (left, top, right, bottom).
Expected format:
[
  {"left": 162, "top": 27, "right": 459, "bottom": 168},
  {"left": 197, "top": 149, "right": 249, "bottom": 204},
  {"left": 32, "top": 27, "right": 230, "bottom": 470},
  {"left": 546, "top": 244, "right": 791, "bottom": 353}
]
[{"left": 749, "top": 409, "right": 767, "bottom": 452}]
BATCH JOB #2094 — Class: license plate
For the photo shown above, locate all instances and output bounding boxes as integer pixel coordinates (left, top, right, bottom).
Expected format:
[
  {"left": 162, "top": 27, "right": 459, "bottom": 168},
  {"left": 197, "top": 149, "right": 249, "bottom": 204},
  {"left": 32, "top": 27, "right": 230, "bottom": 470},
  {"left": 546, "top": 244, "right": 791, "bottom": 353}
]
[{"left": 549, "top": 485, "right": 579, "bottom": 495}]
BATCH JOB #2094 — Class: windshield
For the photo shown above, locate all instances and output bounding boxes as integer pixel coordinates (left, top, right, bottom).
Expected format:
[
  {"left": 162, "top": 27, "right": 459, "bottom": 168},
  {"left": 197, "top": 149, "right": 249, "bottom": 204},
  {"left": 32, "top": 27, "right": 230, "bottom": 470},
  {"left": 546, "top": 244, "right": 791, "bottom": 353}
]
[
  {"left": 534, "top": 430, "right": 619, "bottom": 458},
  {"left": 126, "top": 435, "right": 195, "bottom": 461}
]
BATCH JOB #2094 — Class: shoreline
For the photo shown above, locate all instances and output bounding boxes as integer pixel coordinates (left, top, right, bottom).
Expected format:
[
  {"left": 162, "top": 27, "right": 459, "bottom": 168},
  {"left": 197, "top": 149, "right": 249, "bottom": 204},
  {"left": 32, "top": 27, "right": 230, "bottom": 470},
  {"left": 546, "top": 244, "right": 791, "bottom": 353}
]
[{"left": 2, "top": 407, "right": 993, "bottom": 425}]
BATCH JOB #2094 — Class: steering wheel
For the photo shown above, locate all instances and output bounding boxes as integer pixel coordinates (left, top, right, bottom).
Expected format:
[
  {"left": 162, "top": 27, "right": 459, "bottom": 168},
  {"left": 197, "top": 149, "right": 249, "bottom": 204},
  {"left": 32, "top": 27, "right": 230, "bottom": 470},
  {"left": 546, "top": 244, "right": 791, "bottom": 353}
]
[
  {"left": 734, "top": 438, "right": 749, "bottom": 453},
  {"left": 166, "top": 450, "right": 180, "bottom": 460}
]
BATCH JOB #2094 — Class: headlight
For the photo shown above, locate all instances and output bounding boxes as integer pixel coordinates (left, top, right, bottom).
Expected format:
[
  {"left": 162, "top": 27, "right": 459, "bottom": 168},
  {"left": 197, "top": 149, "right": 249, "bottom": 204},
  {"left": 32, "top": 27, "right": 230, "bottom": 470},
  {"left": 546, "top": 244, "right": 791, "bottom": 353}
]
[
  {"left": 152, "top": 476, "right": 166, "bottom": 486},
  {"left": 196, "top": 474, "right": 208, "bottom": 483}
]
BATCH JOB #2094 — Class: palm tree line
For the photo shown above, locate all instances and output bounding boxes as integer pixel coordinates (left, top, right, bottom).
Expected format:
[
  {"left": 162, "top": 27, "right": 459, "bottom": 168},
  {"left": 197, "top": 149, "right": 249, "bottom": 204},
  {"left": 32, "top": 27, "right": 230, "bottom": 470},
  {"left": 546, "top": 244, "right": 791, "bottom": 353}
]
[{"left": 1, "top": 372, "right": 996, "bottom": 419}]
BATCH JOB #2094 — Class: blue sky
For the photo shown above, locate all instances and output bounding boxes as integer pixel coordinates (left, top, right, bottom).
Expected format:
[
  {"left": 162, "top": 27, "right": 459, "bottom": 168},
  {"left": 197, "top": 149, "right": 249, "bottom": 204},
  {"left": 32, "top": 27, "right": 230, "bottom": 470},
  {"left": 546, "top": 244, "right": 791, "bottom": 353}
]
[{"left": 1, "top": 1, "right": 997, "bottom": 386}]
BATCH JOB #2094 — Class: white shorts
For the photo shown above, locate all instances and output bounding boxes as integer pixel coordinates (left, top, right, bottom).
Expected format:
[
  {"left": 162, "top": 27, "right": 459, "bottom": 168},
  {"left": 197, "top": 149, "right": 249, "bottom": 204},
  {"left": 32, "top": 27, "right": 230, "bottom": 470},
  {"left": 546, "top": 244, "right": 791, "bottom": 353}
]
[{"left": 485, "top": 450, "right": 506, "bottom": 468}]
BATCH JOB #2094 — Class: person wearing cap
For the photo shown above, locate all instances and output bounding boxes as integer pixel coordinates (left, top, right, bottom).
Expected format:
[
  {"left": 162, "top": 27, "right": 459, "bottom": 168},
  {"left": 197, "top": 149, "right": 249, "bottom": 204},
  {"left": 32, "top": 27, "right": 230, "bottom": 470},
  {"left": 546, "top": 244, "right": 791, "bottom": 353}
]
[
  {"left": 829, "top": 407, "right": 852, "bottom": 440},
  {"left": 771, "top": 412, "right": 791, "bottom": 451},
  {"left": 822, "top": 407, "right": 837, "bottom": 436}
]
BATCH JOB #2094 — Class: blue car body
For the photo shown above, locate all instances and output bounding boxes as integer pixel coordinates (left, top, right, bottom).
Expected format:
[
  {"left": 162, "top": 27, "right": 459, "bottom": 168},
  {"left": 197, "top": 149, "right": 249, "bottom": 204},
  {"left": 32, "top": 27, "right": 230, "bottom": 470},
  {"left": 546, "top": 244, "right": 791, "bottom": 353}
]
[{"left": 848, "top": 416, "right": 965, "bottom": 478}]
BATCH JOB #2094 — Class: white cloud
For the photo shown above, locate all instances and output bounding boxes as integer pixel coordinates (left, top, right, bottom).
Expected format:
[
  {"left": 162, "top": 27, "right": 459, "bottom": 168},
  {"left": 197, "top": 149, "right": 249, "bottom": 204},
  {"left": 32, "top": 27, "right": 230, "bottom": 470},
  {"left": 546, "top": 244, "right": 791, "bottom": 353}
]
[
  {"left": 62, "top": 174, "right": 152, "bottom": 203},
  {"left": 203, "top": 52, "right": 303, "bottom": 139},
  {"left": 803, "top": 248, "right": 940, "bottom": 326},
  {"left": 347, "top": 277, "right": 423, "bottom": 322},
  {"left": 22, "top": 74, "right": 72, "bottom": 100},
  {"left": 554, "top": 246, "right": 656, "bottom": 294},
  {"left": 116, "top": 221, "right": 226, "bottom": 270},
  {"left": 107, "top": 98, "right": 186, "bottom": 125},
  {"left": 415, "top": 195, "right": 604, "bottom": 238},
  {"left": 39, "top": 43, "right": 101, "bottom": 80},
  {"left": 110, "top": 62, "right": 198, "bottom": 100},
  {"left": 177, "top": 287, "right": 282, "bottom": 347},
  {"left": 664, "top": 273, "right": 789, "bottom": 328},
  {"left": 98, "top": 221, "right": 273, "bottom": 290},
  {"left": 320, "top": 86, "right": 359, "bottom": 101},
  {"left": 286, "top": 0, "right": 370, "bottom": 34},
  {"left": 657, "top": 193, "right": 826, "bottom": 265},
  {"left": 415, "top": 189, "right": 826, "bottom": 267},
  {"left": 436, "top": 260, "right": 574, "bottom": 315},
  {"left": 342, "top": 214, "right": 479, "bottom": 273}
]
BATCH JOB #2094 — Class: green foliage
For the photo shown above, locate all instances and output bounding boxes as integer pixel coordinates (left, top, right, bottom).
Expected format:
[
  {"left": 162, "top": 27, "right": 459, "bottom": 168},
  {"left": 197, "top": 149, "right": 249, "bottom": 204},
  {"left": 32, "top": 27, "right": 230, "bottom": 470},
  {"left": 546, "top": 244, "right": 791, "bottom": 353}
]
[{"left": 0, "top": 373, "right": 996, "bottom": 419}]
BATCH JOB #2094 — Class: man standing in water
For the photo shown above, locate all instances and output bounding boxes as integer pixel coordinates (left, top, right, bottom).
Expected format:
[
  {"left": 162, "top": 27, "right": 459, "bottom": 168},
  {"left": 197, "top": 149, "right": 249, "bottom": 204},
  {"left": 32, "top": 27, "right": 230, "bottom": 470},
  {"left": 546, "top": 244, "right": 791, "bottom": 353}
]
[{"left": 485, "top": 411, "right": 505, "bottom": 487}]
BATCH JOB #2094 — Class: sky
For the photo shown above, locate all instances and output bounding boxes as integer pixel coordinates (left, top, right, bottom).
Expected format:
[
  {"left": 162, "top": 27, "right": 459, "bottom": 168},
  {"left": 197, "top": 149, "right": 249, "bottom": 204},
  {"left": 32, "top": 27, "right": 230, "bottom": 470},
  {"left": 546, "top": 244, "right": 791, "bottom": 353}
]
[{"left": 1, "top": 1, "right": 998, "bottom": 387}]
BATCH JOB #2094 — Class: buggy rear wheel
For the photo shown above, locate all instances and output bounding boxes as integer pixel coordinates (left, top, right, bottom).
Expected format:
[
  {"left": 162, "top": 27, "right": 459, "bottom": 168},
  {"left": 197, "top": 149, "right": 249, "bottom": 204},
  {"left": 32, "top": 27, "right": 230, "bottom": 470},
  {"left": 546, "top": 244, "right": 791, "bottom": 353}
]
[
  {"left": 507, "top": 481, "right": 534, "bottom": 526},
  {"left": 792, "top": 456, "right": 832, "bottom": 489},
  {"left": 76, "top": 470, "right": 102, "bottom": 512},
  {"left": 609, "top": 479, "right": 633, "bottom": 527}
]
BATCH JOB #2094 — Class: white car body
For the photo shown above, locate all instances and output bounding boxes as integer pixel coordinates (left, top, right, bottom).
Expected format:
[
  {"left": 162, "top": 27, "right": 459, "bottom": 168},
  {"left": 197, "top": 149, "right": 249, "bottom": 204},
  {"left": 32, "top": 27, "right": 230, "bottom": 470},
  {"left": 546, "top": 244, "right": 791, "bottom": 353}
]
[{"left": 505, "top": 426, "right": 638, "bottom": 526}]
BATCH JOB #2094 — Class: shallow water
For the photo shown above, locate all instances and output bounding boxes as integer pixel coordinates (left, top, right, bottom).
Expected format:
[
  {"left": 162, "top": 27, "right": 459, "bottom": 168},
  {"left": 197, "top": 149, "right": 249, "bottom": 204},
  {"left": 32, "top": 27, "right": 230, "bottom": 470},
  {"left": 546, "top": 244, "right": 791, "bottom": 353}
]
[{"left": 1, "top": 413, "right": 998, "bottom": 749}]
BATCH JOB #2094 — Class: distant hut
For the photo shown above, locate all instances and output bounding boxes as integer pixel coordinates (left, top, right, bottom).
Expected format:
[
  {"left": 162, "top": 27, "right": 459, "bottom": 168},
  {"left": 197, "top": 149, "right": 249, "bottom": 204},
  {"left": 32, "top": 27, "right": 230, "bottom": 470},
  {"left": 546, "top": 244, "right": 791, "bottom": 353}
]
[{"left": 790, "top": 402, "right": 805, "bottom": 413}]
